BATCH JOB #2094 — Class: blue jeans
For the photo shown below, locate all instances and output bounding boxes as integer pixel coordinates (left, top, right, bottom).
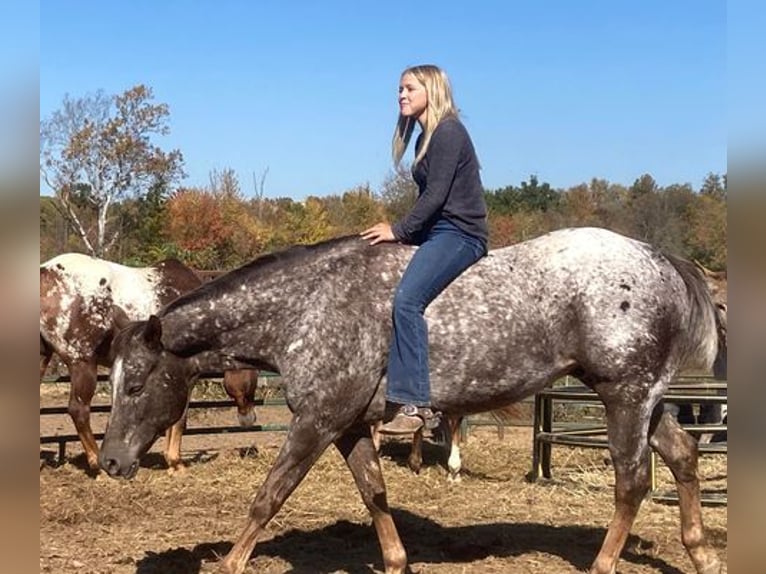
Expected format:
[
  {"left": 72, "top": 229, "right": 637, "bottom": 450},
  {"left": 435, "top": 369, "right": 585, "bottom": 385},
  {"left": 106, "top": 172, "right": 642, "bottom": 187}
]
[{"left": 386, "top": 219, "right": 486, "bottom": 407}]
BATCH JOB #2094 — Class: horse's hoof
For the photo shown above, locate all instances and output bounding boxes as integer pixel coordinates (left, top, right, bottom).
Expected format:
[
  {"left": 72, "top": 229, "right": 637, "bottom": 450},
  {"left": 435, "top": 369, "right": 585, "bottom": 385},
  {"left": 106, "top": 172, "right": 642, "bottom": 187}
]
[
  {"left": 166, "top": 462, "right": 187, "bottom": 476},
  {"left": 237, "top": 410, "right": 256, "bottom": 427}
]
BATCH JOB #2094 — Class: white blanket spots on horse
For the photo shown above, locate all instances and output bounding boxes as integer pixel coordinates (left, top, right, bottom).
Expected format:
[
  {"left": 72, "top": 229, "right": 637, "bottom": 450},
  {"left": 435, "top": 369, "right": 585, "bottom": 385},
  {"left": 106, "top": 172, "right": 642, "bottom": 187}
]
[
  {"left": 144, "top": 227, "right": 718, "bottom": 422},
  {"left": 40, "top": 254, "right": 164, "bottom": 359}
]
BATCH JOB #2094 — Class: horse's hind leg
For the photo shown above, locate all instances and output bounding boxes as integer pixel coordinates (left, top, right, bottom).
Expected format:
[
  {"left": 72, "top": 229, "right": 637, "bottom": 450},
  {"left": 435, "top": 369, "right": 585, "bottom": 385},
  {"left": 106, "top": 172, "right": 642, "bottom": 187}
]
[
  {"left": 649, "top": 409, "right": 722, "bottom": 574},
  {"left": 589, "top": 383, "right": 655, "bottom": 574},
  {"left": 223, "top": 369, "right": 258, "bottom": 427},
  {"left": 336, "top": 425, "right": 408, "bottom": 574},
  {"left": 446, "top": 415, "right": 463, "bottom": 482},
  {"left": 408, "top": 428, "right": 424, "bottom": 473},
  {"left": 218, "top": 413, "right": 337, "bottom": 574},
  {"left": 67, "top": 359, "right": 101, "bottom": 470}
]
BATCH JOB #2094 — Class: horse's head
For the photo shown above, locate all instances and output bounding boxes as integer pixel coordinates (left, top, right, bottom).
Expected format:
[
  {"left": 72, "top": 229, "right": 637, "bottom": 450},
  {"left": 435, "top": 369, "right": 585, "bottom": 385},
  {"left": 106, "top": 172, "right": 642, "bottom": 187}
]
[{"left": 100, "top": 314, "right": 193, "bottom": 479}]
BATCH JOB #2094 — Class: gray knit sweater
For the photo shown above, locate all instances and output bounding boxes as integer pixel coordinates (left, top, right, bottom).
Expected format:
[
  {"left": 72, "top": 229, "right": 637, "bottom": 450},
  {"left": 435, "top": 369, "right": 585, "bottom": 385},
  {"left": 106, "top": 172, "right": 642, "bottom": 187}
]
[{"left": 392, "top": 116, "right": 489, "bottom": 247}]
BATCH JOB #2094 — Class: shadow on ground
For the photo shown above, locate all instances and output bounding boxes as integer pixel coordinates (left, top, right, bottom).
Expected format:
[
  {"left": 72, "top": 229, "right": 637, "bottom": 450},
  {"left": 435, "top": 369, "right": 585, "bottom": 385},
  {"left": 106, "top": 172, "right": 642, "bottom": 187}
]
[{"left": 135, "top": 508, "right": 720, "bottom": 573}]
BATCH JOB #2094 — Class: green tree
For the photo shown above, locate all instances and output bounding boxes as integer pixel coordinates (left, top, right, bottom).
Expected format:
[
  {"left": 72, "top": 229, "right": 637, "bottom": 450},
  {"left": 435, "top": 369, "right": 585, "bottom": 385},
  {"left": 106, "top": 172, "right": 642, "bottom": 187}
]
[
  {"left": 40, "top": 84, "right": 184, "bottom": 257},
  {"left": 518, "top": 175, "right": 559, "bottom": 212},
  {"left": 379, "top": 165, "right": 417, "bottom": 221},
  {"left": 700, "top": 172, "right": 726, "bottom": 200}
]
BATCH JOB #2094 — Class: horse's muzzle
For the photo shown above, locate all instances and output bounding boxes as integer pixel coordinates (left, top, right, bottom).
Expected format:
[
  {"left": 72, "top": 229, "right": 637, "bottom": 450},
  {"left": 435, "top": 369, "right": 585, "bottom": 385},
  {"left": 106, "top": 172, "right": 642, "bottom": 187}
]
[{"left": 99, "top": 451, "right": 140, "bottom": 479}]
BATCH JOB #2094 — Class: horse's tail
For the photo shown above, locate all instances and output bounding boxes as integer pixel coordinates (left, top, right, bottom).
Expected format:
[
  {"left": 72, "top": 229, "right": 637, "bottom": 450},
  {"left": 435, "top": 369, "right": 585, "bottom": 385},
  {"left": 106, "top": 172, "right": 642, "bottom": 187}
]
[
  {"left": 487, "top": 404, "right": 523, "bottom": 425},
  {"left": 665, "top": 253, "right": 725, "bottom": 375}
]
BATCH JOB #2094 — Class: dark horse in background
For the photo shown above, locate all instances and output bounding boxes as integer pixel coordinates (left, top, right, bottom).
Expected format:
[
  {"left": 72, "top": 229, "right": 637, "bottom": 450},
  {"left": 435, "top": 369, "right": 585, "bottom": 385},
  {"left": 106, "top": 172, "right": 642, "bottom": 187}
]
[
  {"left": 100, "top": 227, "right": 726, "bottom": 574},
  {"left": 40, "top": 253, "right": 258, "bottom": 472}
]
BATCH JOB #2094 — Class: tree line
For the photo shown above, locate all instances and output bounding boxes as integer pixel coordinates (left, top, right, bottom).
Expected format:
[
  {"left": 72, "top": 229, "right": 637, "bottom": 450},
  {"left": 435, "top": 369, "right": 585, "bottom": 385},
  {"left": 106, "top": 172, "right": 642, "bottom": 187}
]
[{"left": 40, "top": 85, "right": 726, "bottom": 272}]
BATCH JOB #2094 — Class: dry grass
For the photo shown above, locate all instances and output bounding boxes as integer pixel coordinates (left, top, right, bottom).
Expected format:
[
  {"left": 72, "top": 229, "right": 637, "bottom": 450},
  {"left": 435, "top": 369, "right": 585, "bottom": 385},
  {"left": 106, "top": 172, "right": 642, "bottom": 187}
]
[{"left": 40, "top": 421, "right": 727, "bottom": 574}]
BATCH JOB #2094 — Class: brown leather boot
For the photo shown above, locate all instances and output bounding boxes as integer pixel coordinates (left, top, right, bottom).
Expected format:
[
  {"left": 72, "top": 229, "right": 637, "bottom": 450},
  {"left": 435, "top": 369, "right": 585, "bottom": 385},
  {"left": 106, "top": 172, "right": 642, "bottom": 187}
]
[{"left": 378, "top": 404, "right": 440, "bottom": 435}]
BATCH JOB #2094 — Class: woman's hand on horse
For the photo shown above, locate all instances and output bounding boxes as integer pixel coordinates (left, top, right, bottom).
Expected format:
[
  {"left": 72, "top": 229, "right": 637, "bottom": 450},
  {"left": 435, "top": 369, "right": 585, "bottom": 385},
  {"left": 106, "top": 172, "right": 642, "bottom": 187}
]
[{"left": 361, "top": 223, "right": 396, "bottom": 245}]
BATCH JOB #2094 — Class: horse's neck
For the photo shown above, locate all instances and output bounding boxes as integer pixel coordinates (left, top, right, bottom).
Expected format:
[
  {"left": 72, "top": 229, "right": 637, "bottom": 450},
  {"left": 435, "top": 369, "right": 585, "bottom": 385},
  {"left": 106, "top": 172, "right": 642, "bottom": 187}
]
[
  {"left": 188, "top": 350, "right": 259, "bottom": 376},
  {"left": 160, "top": 277, "right": 298, "bottom": 371}
]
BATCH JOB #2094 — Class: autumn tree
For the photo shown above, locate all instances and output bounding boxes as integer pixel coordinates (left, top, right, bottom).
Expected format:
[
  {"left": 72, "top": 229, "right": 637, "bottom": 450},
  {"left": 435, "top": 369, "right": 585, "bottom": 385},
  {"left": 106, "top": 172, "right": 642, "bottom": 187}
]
[
  {"left": 687, "top": 175, "right": 727, "bottom": 269},
  {"left": 324, "top": 185, "right": 386, "bottom": 234},
  {"left": 40, "top": 84, "right": 184, "bottom": 257},
  {"left": 284, "top": 196, "right": 336, "bottom": 245},
  {"left": 379, "top": 165, "right": 418, "bottom": 221}
]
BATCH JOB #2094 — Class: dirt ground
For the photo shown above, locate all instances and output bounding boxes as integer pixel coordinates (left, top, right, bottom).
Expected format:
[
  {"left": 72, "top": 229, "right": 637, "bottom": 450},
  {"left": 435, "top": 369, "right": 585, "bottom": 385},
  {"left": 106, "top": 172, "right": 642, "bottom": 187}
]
[{"left": 40, "top": 383, "right": 727, "bottom": 573}]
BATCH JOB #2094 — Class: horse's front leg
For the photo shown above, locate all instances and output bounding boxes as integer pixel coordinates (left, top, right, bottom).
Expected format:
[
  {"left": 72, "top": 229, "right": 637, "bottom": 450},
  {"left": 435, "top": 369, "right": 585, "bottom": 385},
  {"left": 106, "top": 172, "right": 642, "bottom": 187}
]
[
  {"left": 163, "top": 412, "right": 187, "bottom": 473},
  {"left": 649, "top": 410, "right": 722, "bottom": 574},
  {"left": 335, "top": 424, "right": 408, "bottom": 574},
  {"left": 218, "top": 412, "right": 336, "bottom": 574},
  {"left": 67, "top": 359, "right": 100, "bottom": 470},
  {"left": 40, "top": 342, "right": 53, "bottom": 380}
]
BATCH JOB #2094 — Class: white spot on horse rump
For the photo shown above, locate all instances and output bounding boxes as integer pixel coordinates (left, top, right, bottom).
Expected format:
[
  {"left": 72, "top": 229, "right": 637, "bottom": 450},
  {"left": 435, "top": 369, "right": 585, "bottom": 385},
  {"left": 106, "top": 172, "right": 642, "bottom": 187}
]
[
  {"left": 111, "top": 357, "right": 124, "bottom": 404},
  {"left": 42, "top": 253, "right": 163, "bottom": 321},
  {"left": 287, "top": 339, "right": 304, "bottom": 353}
]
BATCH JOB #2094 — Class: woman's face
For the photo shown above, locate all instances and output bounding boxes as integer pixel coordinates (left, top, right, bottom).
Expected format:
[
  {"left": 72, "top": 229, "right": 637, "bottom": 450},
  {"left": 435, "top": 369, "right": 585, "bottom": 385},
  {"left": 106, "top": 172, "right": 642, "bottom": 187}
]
[{"left": 398, "top": 73, "right": 428, "bottom": 122}]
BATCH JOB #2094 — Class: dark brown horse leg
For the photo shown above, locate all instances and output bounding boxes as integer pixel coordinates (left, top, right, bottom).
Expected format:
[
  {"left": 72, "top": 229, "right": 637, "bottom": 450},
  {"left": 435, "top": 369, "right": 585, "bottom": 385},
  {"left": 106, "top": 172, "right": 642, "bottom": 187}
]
[
  {"left": 407, "top": 428, "right": 424, "bottom": 473},
  {"left": 446, "top": 416, "right": 463, "bottom": 482},
  {"left": 589, "top": 393, "right": 653, "bottom": 574},
  {"left": 40, "top": 346, "right": 53, "bottom": 380},
  {"left": 335, "top": 425, "right": 408, "bottom": 574},
  {"left": 67, "top": 360, "right": 100, "bottom": 470},
  {"left": 218, "top": 415, "right": 336, "bottom": 574},
  {"left": 223, "top": 370, "right": 258, "bottom": 427},
  {"left": 649, "top": 410, "right": 722, "bottom": 574}
]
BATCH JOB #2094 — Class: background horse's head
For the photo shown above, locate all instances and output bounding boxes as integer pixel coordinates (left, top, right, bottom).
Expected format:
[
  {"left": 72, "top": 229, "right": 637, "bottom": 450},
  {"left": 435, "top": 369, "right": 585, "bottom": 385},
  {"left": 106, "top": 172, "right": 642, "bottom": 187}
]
[{"left": 100, "top": 315, "right": 193, "bottom": 479}]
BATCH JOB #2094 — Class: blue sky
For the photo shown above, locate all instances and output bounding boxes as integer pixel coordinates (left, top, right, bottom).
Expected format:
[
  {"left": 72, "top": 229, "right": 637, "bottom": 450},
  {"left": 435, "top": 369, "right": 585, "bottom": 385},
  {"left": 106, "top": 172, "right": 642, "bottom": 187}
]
[{"left": 40, "top": 1, "right": 727, "bottom": 200}]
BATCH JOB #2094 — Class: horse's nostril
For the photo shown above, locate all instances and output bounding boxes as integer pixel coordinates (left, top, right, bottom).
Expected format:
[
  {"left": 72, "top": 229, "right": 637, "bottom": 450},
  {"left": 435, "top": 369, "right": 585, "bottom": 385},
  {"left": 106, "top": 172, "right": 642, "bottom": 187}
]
[{"left": 102, "top": 457, "right": 120, "bottom": 476}]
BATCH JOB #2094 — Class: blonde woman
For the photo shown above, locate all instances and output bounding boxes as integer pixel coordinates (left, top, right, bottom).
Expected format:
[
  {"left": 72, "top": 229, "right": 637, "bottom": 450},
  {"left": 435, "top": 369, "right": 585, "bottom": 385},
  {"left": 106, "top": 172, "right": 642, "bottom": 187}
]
[{"left": 362, "top": 64, "right": 488, "bottom": 434}]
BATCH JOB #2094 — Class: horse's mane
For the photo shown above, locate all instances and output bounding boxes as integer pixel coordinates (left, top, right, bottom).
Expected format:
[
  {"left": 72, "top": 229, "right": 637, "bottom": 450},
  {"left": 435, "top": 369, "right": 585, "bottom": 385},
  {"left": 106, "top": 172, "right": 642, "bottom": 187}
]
[
  {"left": 162, "top": 235, "right": 368, "bottom": 315},
  {"left": 226, "top": 234, "right": 364, "bottom": 279}
]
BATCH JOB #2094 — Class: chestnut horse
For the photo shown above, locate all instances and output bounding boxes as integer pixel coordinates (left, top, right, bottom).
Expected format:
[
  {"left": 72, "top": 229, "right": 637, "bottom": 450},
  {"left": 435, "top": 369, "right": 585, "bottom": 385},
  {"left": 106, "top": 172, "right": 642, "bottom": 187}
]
[
  {"left": 40, "top": 253, "right": 258, "bottom": 472},
  {"left": 100, "top": 227, "right": 725, "bottom": 574}
]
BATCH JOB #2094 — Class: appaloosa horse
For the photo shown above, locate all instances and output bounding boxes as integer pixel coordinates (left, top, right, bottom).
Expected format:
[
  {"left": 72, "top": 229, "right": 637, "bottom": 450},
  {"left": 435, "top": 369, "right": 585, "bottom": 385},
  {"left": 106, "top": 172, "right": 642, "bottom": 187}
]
[
  {"left": 100, "top": 227, "right": 726, "bottom": 574},
  {"left": 40, "top": 253, "right": 258, "bottom": 472}
]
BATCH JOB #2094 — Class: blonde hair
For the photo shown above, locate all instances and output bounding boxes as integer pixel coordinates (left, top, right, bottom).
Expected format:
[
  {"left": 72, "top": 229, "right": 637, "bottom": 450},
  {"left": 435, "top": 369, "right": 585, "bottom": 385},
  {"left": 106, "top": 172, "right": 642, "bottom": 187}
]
[{"left": 392, "top": 64, "right": 459, "bottom": 166}]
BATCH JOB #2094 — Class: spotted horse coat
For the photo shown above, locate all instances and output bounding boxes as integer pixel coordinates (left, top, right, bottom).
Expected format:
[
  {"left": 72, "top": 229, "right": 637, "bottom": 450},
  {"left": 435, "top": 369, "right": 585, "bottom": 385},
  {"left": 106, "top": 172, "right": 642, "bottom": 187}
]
[
  {"left": 40, "top": 253, "right": 258, "bottom": 472},
  {"left": 101, "top": 227, "right": 725, "bottom": 574}
]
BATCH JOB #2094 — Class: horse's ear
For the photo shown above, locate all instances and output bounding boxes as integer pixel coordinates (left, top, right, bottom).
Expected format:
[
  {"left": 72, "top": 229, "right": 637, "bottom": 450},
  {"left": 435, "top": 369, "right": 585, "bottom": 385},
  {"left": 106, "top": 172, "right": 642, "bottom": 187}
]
[
  {"left": 112, "top": 305, "right": 131, "bottom": 331},
  {"left": 143, "top": 315, "right": 164, "bottom": 351}
]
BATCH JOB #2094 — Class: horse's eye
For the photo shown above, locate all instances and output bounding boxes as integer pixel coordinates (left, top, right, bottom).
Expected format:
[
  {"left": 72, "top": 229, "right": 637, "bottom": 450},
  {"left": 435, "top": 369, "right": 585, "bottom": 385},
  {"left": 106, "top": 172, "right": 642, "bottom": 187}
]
[{"left": 125, "top": 380, "right": 144, "bottom": 396}]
